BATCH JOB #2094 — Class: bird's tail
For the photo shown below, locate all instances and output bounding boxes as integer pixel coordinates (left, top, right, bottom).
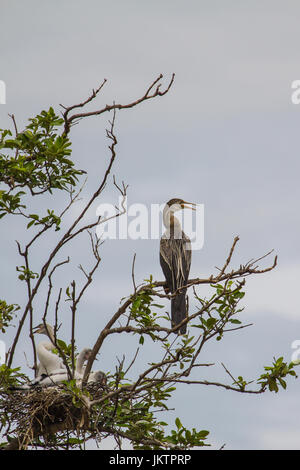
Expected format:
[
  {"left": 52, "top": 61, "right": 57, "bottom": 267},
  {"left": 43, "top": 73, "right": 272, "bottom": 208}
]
[
  {"left": 8, "top": 384, "right": 31, "bottom": 391},
  {"left": 171, "top": 292, "right": 187, "bottom": 334},
  {"left": 8, "top": 374, "right": 48, "bottom": 391}
]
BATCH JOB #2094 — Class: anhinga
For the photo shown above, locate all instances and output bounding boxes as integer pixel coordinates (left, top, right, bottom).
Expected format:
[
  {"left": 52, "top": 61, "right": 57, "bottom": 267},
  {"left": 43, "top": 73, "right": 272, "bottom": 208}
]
[
  {"left": 32, "top": 323, "right": 66, "bottom": 376},
  {"left": 9, "top": 325, "right": 107, "bottom": 390},
  {"left": 160, "top": 198, "right": 196, "bottom": 334}
]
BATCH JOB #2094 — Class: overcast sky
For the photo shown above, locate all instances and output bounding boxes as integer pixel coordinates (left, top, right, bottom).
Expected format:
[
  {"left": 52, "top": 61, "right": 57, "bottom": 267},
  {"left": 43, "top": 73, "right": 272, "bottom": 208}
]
[{"left": 1, "top": 0, "right": 300, "bottom": 450}]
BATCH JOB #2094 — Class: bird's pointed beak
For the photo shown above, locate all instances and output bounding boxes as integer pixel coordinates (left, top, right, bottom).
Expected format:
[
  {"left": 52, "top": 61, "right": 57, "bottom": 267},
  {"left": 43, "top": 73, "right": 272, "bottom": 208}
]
[
  {"left": 32, "top": 324, "right": 44, "bottom": 334},
  {"left": 182, "top": 201, "right": 196, "bottom": 211}
]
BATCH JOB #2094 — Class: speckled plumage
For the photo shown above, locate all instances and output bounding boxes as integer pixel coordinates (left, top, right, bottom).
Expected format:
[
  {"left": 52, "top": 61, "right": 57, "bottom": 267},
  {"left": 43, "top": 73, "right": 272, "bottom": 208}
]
[{"left": 160, "top": 199, "right": 193, "bottom": 334}]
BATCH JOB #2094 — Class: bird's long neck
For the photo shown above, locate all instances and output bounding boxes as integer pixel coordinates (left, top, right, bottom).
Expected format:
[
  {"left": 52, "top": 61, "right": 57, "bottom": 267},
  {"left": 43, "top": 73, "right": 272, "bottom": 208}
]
[
  {"left": 163, "top": 205, "right": 182, "bottom": 237},
  {"left": 76, "top": 350, "right": 86, "bottom": 374},
  {"left": 44, "top": 325, "right": 55, "bottom": 345}
]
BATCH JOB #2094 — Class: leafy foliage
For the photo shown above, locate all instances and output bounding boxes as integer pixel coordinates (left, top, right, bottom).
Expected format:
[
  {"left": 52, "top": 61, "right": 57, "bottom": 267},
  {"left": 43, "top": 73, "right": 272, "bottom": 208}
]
[
  {"left": 0, "top": 364, "right": 27, "bottom": 389},
  {"left": 0, "top": 82, "right": 297, "bottom": 450},
  {"left": 26, "top": 210, "right": 61, "bottom": 231},
  {"left": 0, "top": 300, "right": 19, "bottom": 333},
  {"left": 16, "top": 266, "right": 39, "bottom": 281},
  {"left": 166, "top": 418, "right": 209, "bottom": 448},
  {"left": 130, "top": 286, "right": 165, "bottom": 343},
  {"left": 257, "top": 357, "right": 297, "bottom": 393},
  {"left": 0, "top": 107, "right": 85, "bottom": 218},
  {"left": 193, "top": 280, "right": 245, "bottom": 340}
]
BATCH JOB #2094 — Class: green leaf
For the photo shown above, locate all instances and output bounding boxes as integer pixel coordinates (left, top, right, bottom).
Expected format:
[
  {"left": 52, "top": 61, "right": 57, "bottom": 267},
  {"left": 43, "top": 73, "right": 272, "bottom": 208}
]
[
  {"left": 175, "top": 417, "right": 182, "bottom": 430},
  {"left": 27, "top": 220, "right": 35, "bottom": 228},
  {"left": 206, "top": 317, "right": 217, "bottom": 328}
]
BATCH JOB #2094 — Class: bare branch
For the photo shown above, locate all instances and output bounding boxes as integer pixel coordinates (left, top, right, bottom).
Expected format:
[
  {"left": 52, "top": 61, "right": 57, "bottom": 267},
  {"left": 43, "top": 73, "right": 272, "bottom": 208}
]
[{"left": 61, "top": 74, "right": 175, "bottom": 135}]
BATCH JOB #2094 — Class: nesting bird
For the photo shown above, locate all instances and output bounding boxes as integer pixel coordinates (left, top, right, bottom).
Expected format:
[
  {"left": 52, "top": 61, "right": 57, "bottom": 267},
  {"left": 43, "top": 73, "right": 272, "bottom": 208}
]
[
  {"left": 10, "top": 324, "right": 106, "bottom": 390},
  {"left": 32, "top": 323, "right": 66, "bottom": 377}
]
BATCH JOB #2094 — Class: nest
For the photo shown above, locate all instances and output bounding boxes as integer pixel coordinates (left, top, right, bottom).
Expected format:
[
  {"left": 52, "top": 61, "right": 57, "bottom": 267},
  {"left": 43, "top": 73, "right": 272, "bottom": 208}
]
[{"left": 0, "top": 382, "right": 107, "bottom": 449}]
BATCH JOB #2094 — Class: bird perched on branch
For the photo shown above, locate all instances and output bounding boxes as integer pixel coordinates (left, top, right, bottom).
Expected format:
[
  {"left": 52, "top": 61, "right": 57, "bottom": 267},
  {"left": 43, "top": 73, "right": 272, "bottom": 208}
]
[{"left": 160, "top": 198, "right": 195, "bottom": 334}]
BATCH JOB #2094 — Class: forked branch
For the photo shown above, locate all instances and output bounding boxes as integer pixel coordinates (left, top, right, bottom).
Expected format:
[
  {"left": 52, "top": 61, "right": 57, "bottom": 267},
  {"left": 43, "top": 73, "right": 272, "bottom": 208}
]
[{"left": 61, "top": 74, "right": 175, "bottom": 135}]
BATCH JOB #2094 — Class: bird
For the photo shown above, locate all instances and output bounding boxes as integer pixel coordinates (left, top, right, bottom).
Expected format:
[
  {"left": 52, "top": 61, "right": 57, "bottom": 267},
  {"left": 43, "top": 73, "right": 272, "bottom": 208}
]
[
  {"left": 10, "top": 347, "right": 93, "bottom": 391},
  {"left": 9, "top": 324, "right": 106, "bottom": 391},
  {"left": 76, "top": 349, "right": 107, "bottom": 385},
  {"left": 76, "top": 348, "right": 92, "bottom": 375},
  {"left": 10, "top": 369, "right": 83, "bottom": 390},
  {"left": 33, "top": 323, "right": 66, "bottom": 376},
  {"left": 33, "top": 325, "right": 91, "bottom": 375},
  {"left": 160, "top": 198, "right": 196, "bottom": 334},
  {"left": 88, "top": 370, "right": 107, "bottom": 385}
]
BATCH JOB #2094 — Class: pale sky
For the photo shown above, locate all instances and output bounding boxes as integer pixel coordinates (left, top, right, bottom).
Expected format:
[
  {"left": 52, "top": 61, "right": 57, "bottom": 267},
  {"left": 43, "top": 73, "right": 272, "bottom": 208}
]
[{"left": 1, "top": 0, "right": 300, "bottom": 449}]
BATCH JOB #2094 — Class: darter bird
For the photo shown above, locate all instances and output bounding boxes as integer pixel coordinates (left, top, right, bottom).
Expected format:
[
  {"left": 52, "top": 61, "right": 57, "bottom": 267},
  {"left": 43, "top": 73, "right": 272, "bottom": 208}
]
[{"left": 160, "top": 198, "right": 195, "bottom": 334}]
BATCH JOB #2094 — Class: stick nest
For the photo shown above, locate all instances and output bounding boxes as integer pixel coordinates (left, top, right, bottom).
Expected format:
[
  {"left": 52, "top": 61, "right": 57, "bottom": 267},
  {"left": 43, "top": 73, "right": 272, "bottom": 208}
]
[{"left": 0, "top": 383, "right": 106, "bottom": 449}]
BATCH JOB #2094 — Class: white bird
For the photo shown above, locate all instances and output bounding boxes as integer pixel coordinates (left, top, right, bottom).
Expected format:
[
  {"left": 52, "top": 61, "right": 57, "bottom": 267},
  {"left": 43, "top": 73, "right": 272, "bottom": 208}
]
[
  {"left": 34, "top": 359, "right": 107, "bottom": 388},
  {"left": 36, "top": 348, "right": 98, "bottom": 388},
  {"left": 76, "top": 348, "right": 92, "bottom": 375},
  {"left": 87, "top": 370, "right": 107, "bottom": 385},
  {"left": 33, "top": 323, "right": 66, "bottom": 376},
  {"left": 39, "top": 348, "right": 93, "bottom": 386},
  {"left": 76, "top": 349, "right": 106, "bottom": 384},
  {"left": 10, "top": 325, "right": 106, "bottom": 391},
  {"left": 73, "top": 347, "right": 106, "bottom": 384},
  {"left": 74, "top": 349, "right": 106, "bottom": 384},
  {"left": 11, "top": 347, "right": 93, "bottom": 391},
  {"left": 38, "top": 348, "right": 92, "bottom": 386},
  {"left": 31, "top": 370, "right": 83, "bottom": 388},
  {"left": 11, "top": 370, "right": 81, "bottom": 390}
]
